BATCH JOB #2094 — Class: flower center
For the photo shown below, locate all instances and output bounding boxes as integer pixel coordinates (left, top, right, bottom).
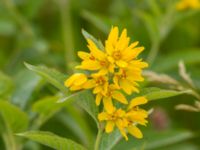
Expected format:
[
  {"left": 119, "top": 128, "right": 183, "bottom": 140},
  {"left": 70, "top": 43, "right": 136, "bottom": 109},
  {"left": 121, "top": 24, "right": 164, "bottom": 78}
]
[
  {"left": 89, "top": 55, "right": 95, "bottom": 60},
  {"left": 100, "top": 60, "right": 108, "bottom": 67},
  {"left": 113, "top": 51, "right": 121, "bottom": 60},
  {"left": 105, "top": 88, "right": 113, "bottom": 97},
  {"left": 119, "top": 70, "right": 127, "bottom": 79},
  {"left": 110, "top": 114, "right": 118, "bottom": 121},
  {"left": 96, "top": 77, "right": 106, "bottom": 85}
]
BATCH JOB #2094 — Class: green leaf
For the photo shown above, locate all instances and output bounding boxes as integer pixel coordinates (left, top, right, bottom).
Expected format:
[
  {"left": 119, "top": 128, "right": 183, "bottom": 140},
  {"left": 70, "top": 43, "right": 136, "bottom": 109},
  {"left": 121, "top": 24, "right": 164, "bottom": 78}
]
[
  {"left": 58, "top": 90, "right": 99, "bottom": 126},
  {"left": 137, "top": 11, "right": 160, "bottom": 43},
  {"left": 58, "top": 110, "right": 95, "bottom": 148},
  {"left": 143, "top": 87, "right": 189, "bottom": 101},
  {"left": 24, "top": 62, "right": 68, "bottom": 94},
  {"left": 25, "top": 63, "right": 98, "bottom": 124},
  {"left": 18, "top": 131, "right": 87, "bottom": 150},
  {"left": 99, "top": 129, "right": 121, "bottom": 150},
  {"left": 21, "top": 0, "right": 44, "bottom": 19},
  {"left": 82, "top": 29, "right": 104, "bottom": 50},
  {"left": 0, "top": 19, "right": 16, "bottom": 36},
  {"left": 11, "top": 69, "right": 41, "bottom": 108},
  {"left": 113, "top": 130, "right": 194, "bottom": 150},
  {"left": 81, "top": 10, "right": 109, "bottom": 34},
  {"left": 32, "top": 95, "right": 95, "bottom": 147},
  {"left": 31, "top": 95, "right": 68, "bottom": 128},
  {"left": 0, "top": 71, "right": 13, "bottom": 98},
  {"left": 144, "top": 130, "right": 194, "bottom": 150},
  {"left": 153, "top": 49, "right": 200, "bottom": 72},
  {"left": 75, "top": 90, "right": 99, "bottom": 125},
  {"left": 0, "top": 101, "right": 28, "bottom": 133},
  {"left": 147, "top": 0, "right": 162, "bottom": 17}
]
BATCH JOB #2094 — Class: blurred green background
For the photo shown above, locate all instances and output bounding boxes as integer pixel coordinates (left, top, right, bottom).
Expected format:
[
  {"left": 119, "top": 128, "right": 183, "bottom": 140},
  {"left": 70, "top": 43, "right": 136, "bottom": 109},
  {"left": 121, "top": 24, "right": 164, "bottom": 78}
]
[{"left": 0, "top": 0, "right": 200, "bottom": 150}]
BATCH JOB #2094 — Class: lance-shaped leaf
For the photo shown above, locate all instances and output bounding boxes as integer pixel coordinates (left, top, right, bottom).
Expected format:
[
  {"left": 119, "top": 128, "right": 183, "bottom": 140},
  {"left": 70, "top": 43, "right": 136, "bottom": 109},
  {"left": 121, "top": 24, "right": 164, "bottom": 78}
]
[
  {"left": 11, "top": 69, "right": 41, "bottom": 109},
  {"left": 25, "top": 63, "right": 98, "bottom": 124},
  {"left": 82, "top": 29, "right": 104, "bottom": 50},
  {"left": 113, "top": 130, "right": 194, "bottom": 150},
  {"left": 99, "top": 129, "right": 121, "bottom": 150},
  {"left": 17, "top": 131, "right": 87, "bottom": 150},
  {"left": 0, "top": 101, "right": 28, "bottom": 133},
  {"left": 0, "top": 71, "right": 14, "bottom": 98},
  {"left": 138, "top": 87, "right": 189, "bottom": 101},
  {"left": 75, "top": 90, "right": 99, "bottom": 125},
  {"left": 24, "top": 62, "right": 68, "bottom": 94}
]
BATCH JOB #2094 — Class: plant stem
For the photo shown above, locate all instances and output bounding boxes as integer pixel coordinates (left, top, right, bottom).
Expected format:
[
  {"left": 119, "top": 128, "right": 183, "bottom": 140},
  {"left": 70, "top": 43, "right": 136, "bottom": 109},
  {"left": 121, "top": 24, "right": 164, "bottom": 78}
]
[
  {"left": 94, "top": 127, "right": 103, "bottom": 150},
  {"left": 2, "top": 118, "right": 19, "bottom": 150},
  {"left": 147, "top": 41, "right": 160, "bottom": 65},
  {"left": 2, "top": 132, "right": 18, "bottom": 150},
  {"left": 57, "top": 0, "right": 75, "bottom": 72},
  {"left": 2, "top": 0, "right": 34, "bottom": 38}
]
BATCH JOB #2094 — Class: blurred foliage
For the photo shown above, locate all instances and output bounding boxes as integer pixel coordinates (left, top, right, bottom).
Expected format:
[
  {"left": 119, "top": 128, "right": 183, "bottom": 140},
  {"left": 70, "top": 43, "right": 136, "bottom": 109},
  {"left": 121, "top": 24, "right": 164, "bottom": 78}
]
[{"left": 0, "top": 0, "right": 200, "bottom": 150}]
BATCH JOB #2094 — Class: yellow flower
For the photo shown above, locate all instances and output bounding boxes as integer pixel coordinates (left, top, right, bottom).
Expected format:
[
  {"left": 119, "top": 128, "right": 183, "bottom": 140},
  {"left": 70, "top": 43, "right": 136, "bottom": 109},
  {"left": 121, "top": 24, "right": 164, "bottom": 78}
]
[
  {"left": 176, "top": 0, "right": 200, "bottom": 10},
  {"left": 96, "top": 84, "right": 128, "bottom": 113},
  {"left": 113, "top": 60, "right": 148, "bottom": 95},
  {"left": 85, "top": 73, "right": 109, "bottom": 94},
  {"left": 127, "top": 97, "right": 148, "bottom": 125},
  {"left": 98, "top": 96, "right": 148, "bottom": 141},
  {"left": 64, "top": 73, "right": 89, "bottom": 91},
  {"left": 98, "top": 108, "right": 129, "bottom": 140},
  {"left": 105, "top": 27, "right": 145, "bottom": 68},
  {"left": 125, "top": 96, "right": 148, "bottom": 139},
  {"left": 76, "top": 39, "right": 115, "bottom": 75},
  {"left": 65, "top": 27, "right": 149, "bottom": 141}
]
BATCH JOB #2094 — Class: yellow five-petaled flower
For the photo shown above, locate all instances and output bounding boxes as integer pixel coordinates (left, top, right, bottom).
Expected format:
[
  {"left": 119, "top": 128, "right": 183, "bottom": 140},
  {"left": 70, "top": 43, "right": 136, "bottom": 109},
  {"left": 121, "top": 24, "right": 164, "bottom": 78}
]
[{"left": 98, "top": 96, "right": 148, "bottom": 140}]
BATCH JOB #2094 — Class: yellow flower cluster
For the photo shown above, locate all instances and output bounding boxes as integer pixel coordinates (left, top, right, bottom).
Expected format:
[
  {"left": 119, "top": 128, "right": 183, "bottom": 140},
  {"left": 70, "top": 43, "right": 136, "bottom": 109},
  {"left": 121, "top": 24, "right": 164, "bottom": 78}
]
[
  {"left": 176, "top": 0, "right": 200, "bottom": 10},
  {"left": 98, "top": 96, "right": 148, "bottom": 140},
  {"left": 65, "top": 26, "right": 148, "bottom": 140}
]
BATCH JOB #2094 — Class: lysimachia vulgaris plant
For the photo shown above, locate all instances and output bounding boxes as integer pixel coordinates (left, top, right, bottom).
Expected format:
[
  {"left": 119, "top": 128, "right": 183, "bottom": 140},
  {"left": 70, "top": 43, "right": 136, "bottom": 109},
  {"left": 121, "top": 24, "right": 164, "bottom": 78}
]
[{"left": 65, "top": 26, "right": 149, "bottom": 140}]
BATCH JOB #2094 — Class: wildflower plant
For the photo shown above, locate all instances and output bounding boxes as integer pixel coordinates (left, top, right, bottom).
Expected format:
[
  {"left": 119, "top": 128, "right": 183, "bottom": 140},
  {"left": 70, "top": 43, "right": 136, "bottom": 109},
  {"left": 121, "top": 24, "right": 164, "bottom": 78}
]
[
  {"left": 65, "top": 26, "right": 149, "bottom": 140},
  {"left": 1, "top": 1, "right": 200, "bottom": 150}
]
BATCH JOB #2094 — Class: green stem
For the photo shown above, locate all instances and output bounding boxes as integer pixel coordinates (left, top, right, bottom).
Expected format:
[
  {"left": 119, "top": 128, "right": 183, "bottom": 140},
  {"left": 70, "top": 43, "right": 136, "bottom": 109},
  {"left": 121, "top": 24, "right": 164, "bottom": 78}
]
[
  {"left": 147, "top": 41, "right": 160, "bottom": 65},
  {"left": 94, "top": 127, "right": 103, "bottom": 150},
  {"left": 2, "top": 132, "right": 18, "bottom": 150},
  {"left": 2, "top": 0, "right": 34, "bottom": 38},
  {"left": 147, "top": 3, "right": 176, "bottom": 65},
  {"left": 57, "top": 0, "right": 75, "bottom": 72},
  {"left": 2, "top": 0, "right": 35, "bottom": 72},
  {"left": 2, "top": 117, "right": 19, "bottom": 150}
]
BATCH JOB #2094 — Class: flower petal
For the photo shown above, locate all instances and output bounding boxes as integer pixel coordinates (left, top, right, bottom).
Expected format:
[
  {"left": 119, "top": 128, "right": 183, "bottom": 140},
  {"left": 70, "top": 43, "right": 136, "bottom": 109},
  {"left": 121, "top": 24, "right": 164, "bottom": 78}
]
[
  {"left": 120, "top": 80, "right": 132, "bottom": 95},
  {"left": 73, "top": 74, "right": 87, "bottom": 86},
  {"left": 123, "top": 47, "right": 144, "bottom": 61},
  {"left": 83, "top": 80, "right": 95, "bottom": 89},
  {"left": 112, "top": 91, "right": 128, "bottom": 104},
  {"left": 96, "top": 94, "right": 102, "bottom": 106},
  {"left": 105, "top": 121, "right": 115, "bottom": 133},
  {"left": 113, "top": 76, "right": 120, "bottom": 88},
  {"left": 93, "top": 86, "right": 102, "bottom": 94},
  {"left": 107, "top": 26, "right": 119, "bottom": 45},
  {"left": 116, "top": 60, "right": 128, "bottom": 68},
  {"left": 116, "top": 120, "right": 128, "bottom": 140},
  {"left": 77, "top": 51, "right": 90, "bottom": 60},
  {"left": 103, "top": 97, "right": 114, "bottom": 113},
  {"left": 65, "top": 73, "right": 86, "bottom": 87},
  {"left": 98, "top": 112, "right": 108, "bottom": 121},
  {"left": 77, "top": 60, "right": 101, "bottom": 70},
  {"left": 127, "top": 125, "right": 143, "bottom": 139},
  {"left": 128, "top": 96, "right": 148, "bottom": 109},
  {"left": 116, "top": 28, "right": 129, "bottom": 50},
  {"left": 87, "top": 39, "right": 105, "bottom": 60}
]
